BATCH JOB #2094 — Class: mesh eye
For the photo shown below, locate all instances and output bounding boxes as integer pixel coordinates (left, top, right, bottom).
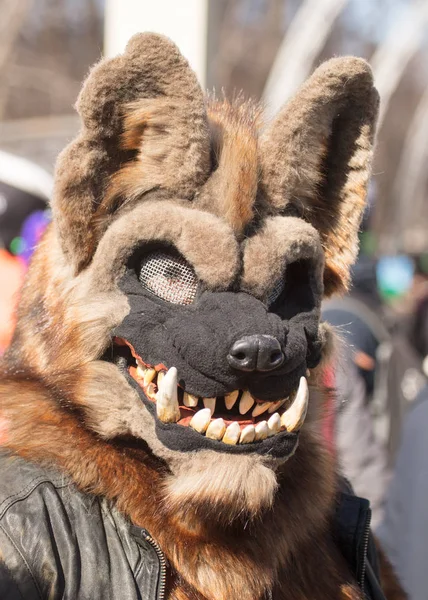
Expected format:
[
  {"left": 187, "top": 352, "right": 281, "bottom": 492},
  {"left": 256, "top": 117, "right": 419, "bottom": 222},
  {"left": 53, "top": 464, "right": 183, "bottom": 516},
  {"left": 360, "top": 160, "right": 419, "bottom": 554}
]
[
  {"left": 138, "top": 251, "right": 198, "bottom": 305},
  {"left": 267, "top": 278, "right": 285, "bottom": 307}
]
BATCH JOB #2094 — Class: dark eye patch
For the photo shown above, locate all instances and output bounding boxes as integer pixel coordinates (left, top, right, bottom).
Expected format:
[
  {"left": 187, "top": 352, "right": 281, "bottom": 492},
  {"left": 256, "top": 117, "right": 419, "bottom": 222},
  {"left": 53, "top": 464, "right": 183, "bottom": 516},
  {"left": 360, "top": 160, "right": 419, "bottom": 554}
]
[{"left": 269, "top": 259, "right": 316, "bottom": 319}]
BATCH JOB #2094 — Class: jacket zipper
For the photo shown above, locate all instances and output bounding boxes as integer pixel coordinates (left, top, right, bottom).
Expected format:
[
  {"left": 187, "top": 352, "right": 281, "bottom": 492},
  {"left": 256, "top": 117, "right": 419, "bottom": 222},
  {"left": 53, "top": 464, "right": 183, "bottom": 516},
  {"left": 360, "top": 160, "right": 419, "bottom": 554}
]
[
  {"left": 358, "top": 509, "right": 372, "bottom": 593},
  {"left": 141, "top": 530, "right": 167, "bottom": 600}
]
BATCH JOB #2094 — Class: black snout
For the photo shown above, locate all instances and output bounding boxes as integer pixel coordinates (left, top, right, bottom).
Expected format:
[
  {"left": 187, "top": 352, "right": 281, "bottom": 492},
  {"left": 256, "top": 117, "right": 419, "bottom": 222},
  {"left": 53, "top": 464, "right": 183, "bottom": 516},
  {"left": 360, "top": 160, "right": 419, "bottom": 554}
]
[{"left": 227, "top": 335, "right": 284, "bottom": 373}]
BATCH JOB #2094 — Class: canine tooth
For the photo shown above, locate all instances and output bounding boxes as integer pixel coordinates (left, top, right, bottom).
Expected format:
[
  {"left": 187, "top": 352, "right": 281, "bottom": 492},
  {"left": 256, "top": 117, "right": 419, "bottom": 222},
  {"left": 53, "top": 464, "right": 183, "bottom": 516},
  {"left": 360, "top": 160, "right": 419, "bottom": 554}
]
[
  {"left": 156, "top": 367, "right": 181, "bottom": 423},
  {"left": 183, "top": 392, "right": 198, "bottom": 408},
  {"left": 157, "top": 371, "right": 165, "bottom": 387},
  {"left": 222, "top": 422, "right": 241, "bottom": 445},
  {"left": 203, "top": 397, "right": 216, "bottom": 413},
  {"left": 144, "top": 368, "right": 157, "bottom": 386},
  {"left": 239, "top": 424, "right": 256, "bottom": 444},
  {"left": 136, "top": 365, "right": 146, "bottom": 379},
  {"left": 189, "top": 408, "right": 212, "bottom": 433},
  {"left": 255, "top": 421, "right": 269, "bottom": 441},
  {"left": 225, "top": 391, "right": 239, "bottom": 410},
  {"left": 268, "top": 398, "right": 287, "bottom": 414},
  {"left": 267, "top": 413, "right": 281, "bottom": 436},
  {"left": 239, "top": 391, "right": 254, "bottom": 415},
  {"left": 252, "top": 402, "right": 271, "bottom": 417},
  {"left": 280, "top": 376, "right": 309, "bottom": 432},
  {"left": 206, "top": 418, "right": 226, "bottom": 440}
]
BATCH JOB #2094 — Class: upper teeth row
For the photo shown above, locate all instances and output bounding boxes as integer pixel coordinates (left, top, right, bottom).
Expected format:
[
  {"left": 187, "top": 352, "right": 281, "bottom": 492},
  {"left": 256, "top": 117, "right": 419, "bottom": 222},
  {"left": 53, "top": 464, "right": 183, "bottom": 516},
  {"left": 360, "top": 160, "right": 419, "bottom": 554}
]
[
  {"left": 147, "top": 364, "right": 309, "bottom": 444},
  {"left": 136, "top": 364, "right": 289, "bottom": 417},
  {"left": 197, "top": 391, "right": 288, "bottom": 417}
]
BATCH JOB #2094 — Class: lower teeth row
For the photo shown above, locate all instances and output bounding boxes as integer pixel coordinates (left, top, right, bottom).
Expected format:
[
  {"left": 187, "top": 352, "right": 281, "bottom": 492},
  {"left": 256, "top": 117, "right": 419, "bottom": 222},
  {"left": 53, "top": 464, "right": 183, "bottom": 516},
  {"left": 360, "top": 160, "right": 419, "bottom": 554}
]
[{"left": 189, "top": 410, "right": 282, "bottom": 445}]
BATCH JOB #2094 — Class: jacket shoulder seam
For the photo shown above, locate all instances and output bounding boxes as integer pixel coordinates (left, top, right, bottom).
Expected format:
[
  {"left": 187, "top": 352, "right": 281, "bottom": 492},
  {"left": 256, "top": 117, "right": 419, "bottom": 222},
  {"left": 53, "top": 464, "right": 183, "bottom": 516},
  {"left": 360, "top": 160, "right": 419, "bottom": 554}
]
[
  {"left": 0, "top": 522, "right": 43, "bottom": 600},
  {"left": 0, "top": 475, "right": 71, "bottom": 520}
]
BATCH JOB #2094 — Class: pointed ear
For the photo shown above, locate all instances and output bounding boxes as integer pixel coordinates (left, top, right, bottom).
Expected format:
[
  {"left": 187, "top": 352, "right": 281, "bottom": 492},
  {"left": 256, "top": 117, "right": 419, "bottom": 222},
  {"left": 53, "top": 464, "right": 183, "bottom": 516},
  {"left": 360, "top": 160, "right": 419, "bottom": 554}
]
[
  {"left": 53, "top": 33, "right": 211, "bottom": 272},
  {"left": 260, "top": 57, "right": 379, "bottom": 296}
]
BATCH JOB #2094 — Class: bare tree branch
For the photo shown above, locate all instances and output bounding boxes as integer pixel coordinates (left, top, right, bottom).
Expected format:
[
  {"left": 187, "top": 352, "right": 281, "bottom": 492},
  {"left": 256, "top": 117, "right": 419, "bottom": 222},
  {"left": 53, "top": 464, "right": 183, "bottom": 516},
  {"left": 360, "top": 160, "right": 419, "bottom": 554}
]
[{"left": 0, "top": 0, "right": 32, "bottom": 119}]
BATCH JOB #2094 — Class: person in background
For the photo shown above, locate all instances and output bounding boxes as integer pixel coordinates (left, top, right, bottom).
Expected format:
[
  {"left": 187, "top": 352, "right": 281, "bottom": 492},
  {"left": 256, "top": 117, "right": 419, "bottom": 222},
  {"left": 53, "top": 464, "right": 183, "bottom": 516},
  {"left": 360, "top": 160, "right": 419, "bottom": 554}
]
[
  {"left": 0, "top": 151, "right": 52, "bottom": 352},
  {"left": 323, "top": 256, "right": 391, "bottom": 529},
  {"left": 323, "top": 250, "right": 427, "bottom": 530},
  {"left": 407, "top": 255, "right": 428, "bottom": 375},
  {"left": 376, "top": 292, "right": 428, "bottom": 600}
]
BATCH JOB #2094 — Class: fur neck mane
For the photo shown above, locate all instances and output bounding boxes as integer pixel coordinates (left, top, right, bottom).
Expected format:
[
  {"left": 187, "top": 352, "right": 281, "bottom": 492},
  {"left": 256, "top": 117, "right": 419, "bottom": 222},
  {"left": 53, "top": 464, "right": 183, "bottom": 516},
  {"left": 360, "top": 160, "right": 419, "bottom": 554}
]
[{"left": 0, "top": 374, "right": 362, "bottom": 600}]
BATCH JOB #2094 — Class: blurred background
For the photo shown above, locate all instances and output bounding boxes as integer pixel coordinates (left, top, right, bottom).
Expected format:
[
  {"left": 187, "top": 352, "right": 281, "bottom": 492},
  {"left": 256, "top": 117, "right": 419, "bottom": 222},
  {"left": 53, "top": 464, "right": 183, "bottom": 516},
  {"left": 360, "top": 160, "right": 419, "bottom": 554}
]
[{"left": 2, "top": 2, "right": 428, "bottom": 596}]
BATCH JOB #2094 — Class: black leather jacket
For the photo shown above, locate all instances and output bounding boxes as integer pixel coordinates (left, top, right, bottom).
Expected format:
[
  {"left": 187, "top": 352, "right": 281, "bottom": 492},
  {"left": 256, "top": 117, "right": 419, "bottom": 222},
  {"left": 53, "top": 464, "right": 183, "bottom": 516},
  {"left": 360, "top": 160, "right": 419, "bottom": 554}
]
[{"left": 0, "top": 451, "right": 384, "bottom": 600}]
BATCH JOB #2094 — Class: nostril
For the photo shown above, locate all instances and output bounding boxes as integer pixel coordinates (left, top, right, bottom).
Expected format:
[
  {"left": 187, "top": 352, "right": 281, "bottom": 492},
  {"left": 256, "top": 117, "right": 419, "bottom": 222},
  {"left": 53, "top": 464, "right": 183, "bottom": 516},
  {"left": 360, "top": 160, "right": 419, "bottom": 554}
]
[
  {"left": 256, "top": 335, "right": 284, "bottom": 372},
  {"left": 270, "top": 351, "right": 282, "bottom": 363},
  {"left": 227, "top": 337, "right": 259, "bottom": 372}
]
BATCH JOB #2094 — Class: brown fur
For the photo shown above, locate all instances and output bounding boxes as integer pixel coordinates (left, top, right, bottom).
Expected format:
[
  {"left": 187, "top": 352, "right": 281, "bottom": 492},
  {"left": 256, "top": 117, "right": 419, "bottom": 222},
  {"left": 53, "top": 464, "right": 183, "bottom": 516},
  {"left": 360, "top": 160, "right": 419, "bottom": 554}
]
[
  {"left": 1, "top": 230, "right": 364, "bottom": 600},
  {"left": 194, "top": 98, "right": 262, "bottom": 235},
  {"left": 52, "top": 36, "right": 378, "bottom": 296},
  {"left": 0, "top": 33, "right": 399, "bottom": 600},
  {"left": 259, "top": 58, "right": 379, "bottom": 295},
  {"left": 53, "top": 33, "right": 211, "bottom": 272},
  {"left": 104, "top": 96, "right": 262, "bottom": 238},
  {"left": 0, "top": 374, "right": 361, "bottom": 600},
  {"left": 242, "top": 215, "right": 325, "bottom": 301}
]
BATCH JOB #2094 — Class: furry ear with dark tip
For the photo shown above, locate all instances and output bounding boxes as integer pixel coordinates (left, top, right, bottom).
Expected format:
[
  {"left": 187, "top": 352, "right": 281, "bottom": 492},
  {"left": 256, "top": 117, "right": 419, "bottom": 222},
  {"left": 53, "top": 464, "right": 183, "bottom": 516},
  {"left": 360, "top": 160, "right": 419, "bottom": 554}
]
[
  {"left": 53, "top": 33, "right": 211, "bottom": 273},
  {"left": 260, "top": 57, "right": 379, "bottom": 296}
]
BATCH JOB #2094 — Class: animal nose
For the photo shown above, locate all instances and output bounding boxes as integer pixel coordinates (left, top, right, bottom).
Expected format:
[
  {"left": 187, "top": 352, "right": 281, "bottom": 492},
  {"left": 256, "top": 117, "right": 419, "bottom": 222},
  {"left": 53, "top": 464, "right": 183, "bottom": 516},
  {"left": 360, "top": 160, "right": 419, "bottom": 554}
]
[{"left": 227, "top": 335, "right": 284, "bottom": 372}]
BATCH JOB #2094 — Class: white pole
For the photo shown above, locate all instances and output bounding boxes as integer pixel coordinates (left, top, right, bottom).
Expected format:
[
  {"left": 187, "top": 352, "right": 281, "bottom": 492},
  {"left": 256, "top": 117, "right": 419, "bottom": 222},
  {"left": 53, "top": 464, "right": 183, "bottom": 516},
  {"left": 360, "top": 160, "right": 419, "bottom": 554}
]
[
  {"left": 263, "top": 0, "right": 348, "bottom": 117},
  {"left": 104, "top": 0, "right": 209, "bottom": 87},
  {"left": 392, "top": 86, "right": 428, "bottom": 251},
  {"left": 370, "top": 0, "right": 428, "bottom": 128}
]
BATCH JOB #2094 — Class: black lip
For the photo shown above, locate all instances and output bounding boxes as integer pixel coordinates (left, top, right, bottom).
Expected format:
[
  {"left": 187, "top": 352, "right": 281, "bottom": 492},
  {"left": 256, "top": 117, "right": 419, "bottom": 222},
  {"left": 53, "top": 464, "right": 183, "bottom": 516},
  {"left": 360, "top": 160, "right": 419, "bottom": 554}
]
[
  {"left": 247, "top": 364, "right": 305, "bottom": 401},
  {"left": 125, "top": 368, "right": 300, "bottom": 458},
  {"left": 110, "top": 336, "right": 304, "bottom": 404}
]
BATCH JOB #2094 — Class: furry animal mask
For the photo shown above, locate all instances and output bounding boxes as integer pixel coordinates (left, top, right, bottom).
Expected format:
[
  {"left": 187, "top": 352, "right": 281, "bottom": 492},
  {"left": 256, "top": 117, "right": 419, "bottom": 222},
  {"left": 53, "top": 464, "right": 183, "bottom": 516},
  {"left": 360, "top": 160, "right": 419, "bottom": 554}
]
[{"left": 6, "top": 33, "right": 378, "bottom": 516}]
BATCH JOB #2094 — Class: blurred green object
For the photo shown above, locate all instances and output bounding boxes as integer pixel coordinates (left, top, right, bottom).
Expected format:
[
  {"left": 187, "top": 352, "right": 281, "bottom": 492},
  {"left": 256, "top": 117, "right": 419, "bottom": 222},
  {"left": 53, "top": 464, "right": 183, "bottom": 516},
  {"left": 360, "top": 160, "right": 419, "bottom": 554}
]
[
  {"left": 360, "top": 230, "right": 377, "bottom": 256},
  {"left": 417, "top": 253, "right": 428, "bottom": 275},
  {"left": 9, "top": 237, "right": 26, "bottom": 256},
  {"left": 376, "top": 255, "right": 415, "bottom": 301}
]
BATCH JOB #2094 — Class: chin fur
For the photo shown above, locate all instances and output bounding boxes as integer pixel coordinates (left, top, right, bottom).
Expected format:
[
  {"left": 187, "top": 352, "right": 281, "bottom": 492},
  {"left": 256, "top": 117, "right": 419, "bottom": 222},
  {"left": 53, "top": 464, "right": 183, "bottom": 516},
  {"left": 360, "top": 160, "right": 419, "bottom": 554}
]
[
  {"left": 77, "top": 361, "right": 281, "bottom": 521},
  {"left": 164, "top": 452, "right": 279, "bottom": 523}
]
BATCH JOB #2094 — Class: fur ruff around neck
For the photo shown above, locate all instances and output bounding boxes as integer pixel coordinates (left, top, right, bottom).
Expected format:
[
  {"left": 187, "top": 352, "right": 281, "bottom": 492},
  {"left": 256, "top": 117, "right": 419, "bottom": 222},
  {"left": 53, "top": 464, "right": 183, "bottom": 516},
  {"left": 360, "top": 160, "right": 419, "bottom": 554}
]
[{"left": 0, "top": 374, "right": 364, "bottom": 600}]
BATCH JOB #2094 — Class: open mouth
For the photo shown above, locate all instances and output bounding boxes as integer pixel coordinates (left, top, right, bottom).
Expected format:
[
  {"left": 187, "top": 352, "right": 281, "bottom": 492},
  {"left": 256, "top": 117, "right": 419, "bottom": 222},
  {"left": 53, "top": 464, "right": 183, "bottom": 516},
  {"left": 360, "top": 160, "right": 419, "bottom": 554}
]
[{"left": 114, "top": 337, "right": 309, "bottom": 447}]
